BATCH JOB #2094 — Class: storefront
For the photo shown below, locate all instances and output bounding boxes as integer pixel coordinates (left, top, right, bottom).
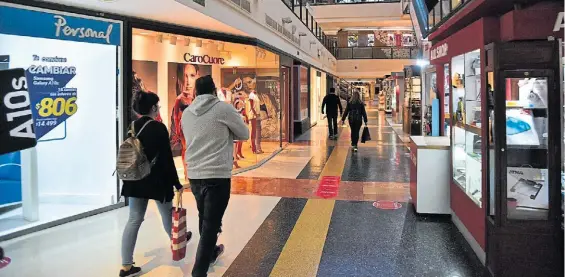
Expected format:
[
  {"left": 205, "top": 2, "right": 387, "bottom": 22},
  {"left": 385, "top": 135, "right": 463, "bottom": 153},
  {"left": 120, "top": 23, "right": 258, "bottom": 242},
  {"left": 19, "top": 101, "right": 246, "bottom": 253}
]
[
  {"left": 131, "top": 27, "right": 285, "bottom": 175},
  {"left": 309, "top": 67, "right": 326, "bottom": 126},
  {"left": 428, "top": 4, "right": 564, "bottom": 276},
  {"left": 0, "top": 2, "right": 124, "bottom": 239}
]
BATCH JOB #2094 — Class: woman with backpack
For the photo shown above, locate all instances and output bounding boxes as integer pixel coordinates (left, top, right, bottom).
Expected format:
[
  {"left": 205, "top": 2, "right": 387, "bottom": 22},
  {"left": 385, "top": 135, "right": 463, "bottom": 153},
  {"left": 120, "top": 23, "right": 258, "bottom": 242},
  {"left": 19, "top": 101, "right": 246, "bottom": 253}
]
[
  {"left": 119, "top": 91, "right": 191, "bottom": 277},
  {"left": 341, "top": 89, "right": 368, "bottom": 152}
]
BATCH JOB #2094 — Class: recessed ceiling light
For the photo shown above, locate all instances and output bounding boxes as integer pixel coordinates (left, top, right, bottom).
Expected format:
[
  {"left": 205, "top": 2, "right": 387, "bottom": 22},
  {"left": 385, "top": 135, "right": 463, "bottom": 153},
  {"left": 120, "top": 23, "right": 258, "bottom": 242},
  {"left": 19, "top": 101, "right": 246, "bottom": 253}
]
[{"left": 99, "top": 0, "right": 119, "bottom": 2}]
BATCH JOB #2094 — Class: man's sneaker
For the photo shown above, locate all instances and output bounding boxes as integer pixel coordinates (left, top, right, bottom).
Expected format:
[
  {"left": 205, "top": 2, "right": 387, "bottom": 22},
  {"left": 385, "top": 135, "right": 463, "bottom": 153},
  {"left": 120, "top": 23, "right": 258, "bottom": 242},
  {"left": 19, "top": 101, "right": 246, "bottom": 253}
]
[
  {"left": 210, "top": 244, "right": 225, "bottom": 267},
  {"left": 353, "top": 146, "right": 358, "bottom": 152},
  {"left": 119, "top": 265, "right": 141, "bottom": 277}
]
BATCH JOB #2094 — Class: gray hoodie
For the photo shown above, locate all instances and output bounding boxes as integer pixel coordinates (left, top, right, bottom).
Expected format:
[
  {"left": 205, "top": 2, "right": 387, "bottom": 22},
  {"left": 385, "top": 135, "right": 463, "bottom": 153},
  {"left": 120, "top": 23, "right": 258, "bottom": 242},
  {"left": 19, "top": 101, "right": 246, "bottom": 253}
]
[{"left": 181, "top": 94, "right": 250, "bottom": 179}]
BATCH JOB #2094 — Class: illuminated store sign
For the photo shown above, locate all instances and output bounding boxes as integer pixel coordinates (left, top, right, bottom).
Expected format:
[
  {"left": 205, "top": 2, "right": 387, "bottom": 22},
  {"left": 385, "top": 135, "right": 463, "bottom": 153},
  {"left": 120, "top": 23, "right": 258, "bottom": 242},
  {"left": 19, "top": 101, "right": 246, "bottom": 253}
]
[
  {"left": 0, "top": 5, "right": 121, "bottom": 46},
  {"left": 430, "top": 43, "right": 448, "bottom": 60},
  {"left": 54, "top": 15, "right": 114, "bottom": 44},
  {"left": 554, "top": 12, "right": 564, "bottom": 32},
  {"left": 183, "top": 53, "right": 225, "bottom": 65}
]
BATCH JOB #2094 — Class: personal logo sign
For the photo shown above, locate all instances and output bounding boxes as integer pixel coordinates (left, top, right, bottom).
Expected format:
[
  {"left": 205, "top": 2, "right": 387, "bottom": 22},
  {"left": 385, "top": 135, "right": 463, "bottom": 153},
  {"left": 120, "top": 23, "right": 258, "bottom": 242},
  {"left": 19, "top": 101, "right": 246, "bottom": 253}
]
[
  {"left": 430, "top": 43, "right": 448, "bottom": 61},
  {"left": 0, "top": 68, "right": 37, "bottom": 155},
  {"left": 183, "top": 53, "right": 225, "bottom": 65},
  {"left": 54, "top": 15, "right": 113, "bottom": 44}
]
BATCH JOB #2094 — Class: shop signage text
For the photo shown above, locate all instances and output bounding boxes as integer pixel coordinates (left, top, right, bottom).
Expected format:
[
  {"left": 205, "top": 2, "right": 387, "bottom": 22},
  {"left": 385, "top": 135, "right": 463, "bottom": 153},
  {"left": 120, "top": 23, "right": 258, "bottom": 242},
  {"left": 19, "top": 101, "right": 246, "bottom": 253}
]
[
  {"left": 54, "top": 15, "right": 113, "bottom": 44},
  {"left": 554, "top": 12, "right": 564, "bottom": 32},
  {"left": 0, "top": 69, "right": 37, "bottom": 155},
  {"left": 0, "top": 6, "right": 121, "bottom": 46},
  {"left": 183, "top": 53, "right": 225, "bottom": 65},
  {"left": 430, "top": 43, "right": 448, "bottom": 60}
]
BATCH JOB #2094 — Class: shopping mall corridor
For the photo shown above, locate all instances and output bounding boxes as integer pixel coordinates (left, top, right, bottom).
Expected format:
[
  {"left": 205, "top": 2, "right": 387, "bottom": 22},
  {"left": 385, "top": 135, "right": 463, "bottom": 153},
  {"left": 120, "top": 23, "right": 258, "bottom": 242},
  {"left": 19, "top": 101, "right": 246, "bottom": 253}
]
[{"left": 0, "top": 103, "right": 484, "bottom": 277}]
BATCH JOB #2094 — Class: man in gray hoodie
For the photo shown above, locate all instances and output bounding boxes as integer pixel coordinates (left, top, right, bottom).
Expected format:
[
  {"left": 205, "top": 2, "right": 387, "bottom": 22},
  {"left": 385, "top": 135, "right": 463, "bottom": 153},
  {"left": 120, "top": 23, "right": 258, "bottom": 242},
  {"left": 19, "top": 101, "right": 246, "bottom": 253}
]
[{"left": 181, "top": 75, "right": 249, "bottom": 277}]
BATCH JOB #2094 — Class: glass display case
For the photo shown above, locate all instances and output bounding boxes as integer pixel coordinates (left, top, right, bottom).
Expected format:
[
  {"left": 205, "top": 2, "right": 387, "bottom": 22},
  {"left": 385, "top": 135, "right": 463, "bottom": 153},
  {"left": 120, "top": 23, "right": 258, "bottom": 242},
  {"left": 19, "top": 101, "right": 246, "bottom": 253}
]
[
  {"left": 484, "top": 41, "right": 563, "bottom": 277},
  {"left": 450, "top": 49, "right": 482, "bottom": 206}
]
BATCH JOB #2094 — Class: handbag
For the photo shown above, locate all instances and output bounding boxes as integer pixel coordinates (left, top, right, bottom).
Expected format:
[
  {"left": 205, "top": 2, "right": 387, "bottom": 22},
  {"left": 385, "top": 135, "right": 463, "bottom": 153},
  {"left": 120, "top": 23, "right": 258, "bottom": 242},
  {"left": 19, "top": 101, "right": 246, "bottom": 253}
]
[
  {"left": 171, "top": 193, "right": 188, "bottom": 261},
  {"left": 361, "top": 126, "right": 371, "bottom": 143}
]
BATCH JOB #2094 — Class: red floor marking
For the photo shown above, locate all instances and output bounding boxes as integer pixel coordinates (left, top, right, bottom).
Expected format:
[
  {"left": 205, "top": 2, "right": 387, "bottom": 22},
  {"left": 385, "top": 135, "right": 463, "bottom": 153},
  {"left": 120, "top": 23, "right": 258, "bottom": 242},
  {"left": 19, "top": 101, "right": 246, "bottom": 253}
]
[
  {"left": 316, "top": 176, "right": 341, "bottom": 199},
  {"left": 0, "top": 257, "right": 11, "bottom": 269},
  {"left": 373, "top": 200, "right": 402, "bottom": 210}
]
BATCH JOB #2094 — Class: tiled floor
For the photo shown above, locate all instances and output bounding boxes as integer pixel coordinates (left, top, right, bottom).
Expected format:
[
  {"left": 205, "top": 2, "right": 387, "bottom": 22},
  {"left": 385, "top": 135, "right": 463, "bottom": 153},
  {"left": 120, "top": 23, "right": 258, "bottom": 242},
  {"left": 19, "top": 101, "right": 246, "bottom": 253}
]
[{"left": 0, "top": 103, "right": 486, "bottom": 277}]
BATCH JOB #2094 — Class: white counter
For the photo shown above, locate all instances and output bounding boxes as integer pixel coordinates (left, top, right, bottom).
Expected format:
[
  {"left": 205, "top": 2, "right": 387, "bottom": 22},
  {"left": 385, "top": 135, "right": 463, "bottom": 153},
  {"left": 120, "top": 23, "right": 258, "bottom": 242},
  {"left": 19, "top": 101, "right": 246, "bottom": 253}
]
[{"left": 409, "top": 136, "right": 451, "bottom": 214}]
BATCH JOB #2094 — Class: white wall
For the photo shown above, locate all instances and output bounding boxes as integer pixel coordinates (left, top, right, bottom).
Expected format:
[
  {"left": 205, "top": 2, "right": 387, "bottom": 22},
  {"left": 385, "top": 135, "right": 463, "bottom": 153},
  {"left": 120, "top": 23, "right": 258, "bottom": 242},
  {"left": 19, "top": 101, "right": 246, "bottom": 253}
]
[{"left": 174, "top": 0, "right": 337, "bottom": 74}]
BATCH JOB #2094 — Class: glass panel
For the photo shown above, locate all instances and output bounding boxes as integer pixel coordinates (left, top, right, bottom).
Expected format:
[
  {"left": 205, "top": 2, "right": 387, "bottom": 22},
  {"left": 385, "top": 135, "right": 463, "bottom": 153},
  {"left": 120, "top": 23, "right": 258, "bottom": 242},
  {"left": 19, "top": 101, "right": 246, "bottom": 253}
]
[
  {"left": 255, "top": 47, "right": 281, "bottom": 160},
  {"left": 488, "top": 71, "right": 495, "bottom": 216},
  {"left": 452, "top": 0, "right": 462, "bottom": 10},
  {"left": 505, "top": 77, "right": 549, "bottom": 220},
  {"left": 428, "top": 9, "right": 434, "bottom": 30},
  {"left": 441, "top": 0, "right": 450, "bottom": 18},
  {"left": 0, "top": 4, "right": 122, "bottom": 237},
  {"left": 451, "top": 50, "right": 482, "bottom": 207},
  {"left": 444, "top": 63, "right": 451, "bottom": 136}
]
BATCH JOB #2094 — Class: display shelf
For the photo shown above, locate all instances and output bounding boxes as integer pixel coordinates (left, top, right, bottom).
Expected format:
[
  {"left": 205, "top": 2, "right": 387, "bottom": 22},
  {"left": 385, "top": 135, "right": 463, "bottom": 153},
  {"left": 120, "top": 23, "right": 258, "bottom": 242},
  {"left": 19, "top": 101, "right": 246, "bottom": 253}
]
[
  {"left": 455, "top": 122, "right": 481, "bottom": 136},
  {"left": 451, "top": 49, "right": 483, "bottom": 207}
]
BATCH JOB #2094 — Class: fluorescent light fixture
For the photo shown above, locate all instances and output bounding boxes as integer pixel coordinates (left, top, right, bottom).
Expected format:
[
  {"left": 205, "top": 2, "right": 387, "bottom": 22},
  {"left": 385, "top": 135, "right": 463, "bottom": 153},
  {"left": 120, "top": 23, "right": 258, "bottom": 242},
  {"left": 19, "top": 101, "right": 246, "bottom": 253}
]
[{"left": 416, "top": 59, "right": 429, "bottom": 67}]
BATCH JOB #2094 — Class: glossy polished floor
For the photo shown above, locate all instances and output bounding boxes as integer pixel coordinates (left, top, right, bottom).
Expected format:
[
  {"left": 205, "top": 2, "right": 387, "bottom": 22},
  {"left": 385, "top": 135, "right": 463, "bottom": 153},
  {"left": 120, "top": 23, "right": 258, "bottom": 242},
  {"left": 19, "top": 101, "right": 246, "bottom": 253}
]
[{"left": 0, "top": 103, "right": 485, "bottom": 277}]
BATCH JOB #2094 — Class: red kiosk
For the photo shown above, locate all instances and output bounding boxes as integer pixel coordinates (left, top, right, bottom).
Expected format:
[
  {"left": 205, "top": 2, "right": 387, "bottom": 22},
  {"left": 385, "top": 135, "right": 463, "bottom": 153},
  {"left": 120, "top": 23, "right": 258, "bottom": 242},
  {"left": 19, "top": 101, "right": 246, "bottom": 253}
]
[{"left": 427, "top": 2, "right": 564, "bottom": 276}]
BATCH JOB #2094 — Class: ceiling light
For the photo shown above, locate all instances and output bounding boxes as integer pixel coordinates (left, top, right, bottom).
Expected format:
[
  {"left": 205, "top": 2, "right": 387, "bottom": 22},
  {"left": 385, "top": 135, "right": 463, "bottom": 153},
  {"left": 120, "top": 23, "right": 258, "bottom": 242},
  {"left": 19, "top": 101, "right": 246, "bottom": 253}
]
[
  {"left": 184, "top": 37, "right": 191, "bottom": 46},
  {"left": 99, "top": 0, "right": 119, "bottom": 2},
  {"left": 169, "top": 36, "right": 177, "bottom": 45},
  {"left": 195, "top": 39, "right": 203, "bottom": 48}
]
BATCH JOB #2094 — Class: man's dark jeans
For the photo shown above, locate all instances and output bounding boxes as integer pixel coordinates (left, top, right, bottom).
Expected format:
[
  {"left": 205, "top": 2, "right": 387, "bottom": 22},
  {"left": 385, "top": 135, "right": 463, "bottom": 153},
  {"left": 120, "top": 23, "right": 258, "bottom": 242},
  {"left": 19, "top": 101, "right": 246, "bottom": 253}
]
[
  {"left": 327, "top": 114, "right": 338, "bottom": 137},
  {"left": 190, "top": 178, "right": 231, "bottom": 277}
]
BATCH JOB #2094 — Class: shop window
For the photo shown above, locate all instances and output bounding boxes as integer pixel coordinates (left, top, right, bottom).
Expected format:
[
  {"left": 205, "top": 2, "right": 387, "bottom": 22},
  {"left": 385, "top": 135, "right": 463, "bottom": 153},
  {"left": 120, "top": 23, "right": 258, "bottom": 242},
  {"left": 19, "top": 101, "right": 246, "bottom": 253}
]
[
  {"left": 504, "top": 77, "right": 549, "bottom": 220},
  {"left": 451, "top": 49, "right": 482, "bottom": 207},
  {"left": 131, "top": 29, "right": 282, "bottom": 176},
  {"left": 347, "top": 34, "right": 358, "bottom": 47},
  {"left": 367, "top": 34, "right": 375, "bottom": 47},
  {"left": 0, "top": 3, "right": 123, "bottom": 237}
]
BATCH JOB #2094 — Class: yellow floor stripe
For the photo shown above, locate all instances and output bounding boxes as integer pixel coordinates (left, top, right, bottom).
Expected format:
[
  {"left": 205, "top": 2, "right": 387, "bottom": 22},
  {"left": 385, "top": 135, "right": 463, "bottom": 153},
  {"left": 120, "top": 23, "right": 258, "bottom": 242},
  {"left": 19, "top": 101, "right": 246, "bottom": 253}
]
[
  {"left": 270, "top": 141, "right": 349, "bottom": 277},
  {"left": 269, "top": 199, "right": 335, "bottom": 277}
]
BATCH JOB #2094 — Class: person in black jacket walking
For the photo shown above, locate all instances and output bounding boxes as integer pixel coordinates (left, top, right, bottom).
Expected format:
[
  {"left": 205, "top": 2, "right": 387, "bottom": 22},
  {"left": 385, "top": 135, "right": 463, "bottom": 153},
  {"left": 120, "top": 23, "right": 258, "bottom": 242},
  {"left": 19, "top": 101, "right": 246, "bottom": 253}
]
[
  {"left": 321, "top": 88, "right": 343, "bottom": 139},
  {"left": 341, "top": 90, "right": 368, "bottom": 152},
  {"left": 119, "top": 91, "right": 192, "bottom": 277}
]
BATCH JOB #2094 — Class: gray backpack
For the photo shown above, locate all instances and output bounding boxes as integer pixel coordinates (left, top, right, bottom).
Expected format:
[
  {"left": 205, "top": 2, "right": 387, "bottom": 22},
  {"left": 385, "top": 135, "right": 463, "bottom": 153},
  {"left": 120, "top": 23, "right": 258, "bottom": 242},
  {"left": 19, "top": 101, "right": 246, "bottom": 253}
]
[{"left": 115, "top": 120, "right": 156, "bottom": 181}]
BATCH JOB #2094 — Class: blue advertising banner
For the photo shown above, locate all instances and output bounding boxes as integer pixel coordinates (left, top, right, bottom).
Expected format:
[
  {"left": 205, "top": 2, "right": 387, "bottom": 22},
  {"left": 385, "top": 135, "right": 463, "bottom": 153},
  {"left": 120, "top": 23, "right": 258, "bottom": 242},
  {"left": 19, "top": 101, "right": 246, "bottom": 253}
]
[
  {"left": 0, "top": 5, "right": 121, "bottom": 46},
  {"left": 25, "top": 58, "right": 78, "bottom": 140}
]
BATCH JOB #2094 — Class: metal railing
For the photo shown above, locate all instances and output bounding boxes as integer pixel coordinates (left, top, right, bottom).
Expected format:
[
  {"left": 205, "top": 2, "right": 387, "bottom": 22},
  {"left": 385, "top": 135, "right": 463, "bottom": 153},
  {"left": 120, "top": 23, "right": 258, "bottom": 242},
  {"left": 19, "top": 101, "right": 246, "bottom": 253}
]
[
  {"left": 336, "top": 47, "right": 419, "bottom": 59},
  {"left": 281, "top": 0, "right": 338, "bottom": 58},
  {"left": 426, "top": 0, "right": 469, "bottom": 34}
]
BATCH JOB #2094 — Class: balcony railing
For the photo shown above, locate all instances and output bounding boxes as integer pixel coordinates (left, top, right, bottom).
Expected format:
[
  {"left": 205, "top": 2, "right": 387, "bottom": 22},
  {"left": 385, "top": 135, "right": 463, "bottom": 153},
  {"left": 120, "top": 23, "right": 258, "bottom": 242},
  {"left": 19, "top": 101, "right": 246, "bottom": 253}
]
[
  {"left": 336, "top": 47, "right": 419, "bottom": 59},
  {"left": 426, "top": 0, "right": 470, "bottom": 34},
  {"left": 307, "top": 0, "right": 400, "bottom": 5},
  {"left": 281, "top": 0, "right": 338, "bottom": 57}
]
